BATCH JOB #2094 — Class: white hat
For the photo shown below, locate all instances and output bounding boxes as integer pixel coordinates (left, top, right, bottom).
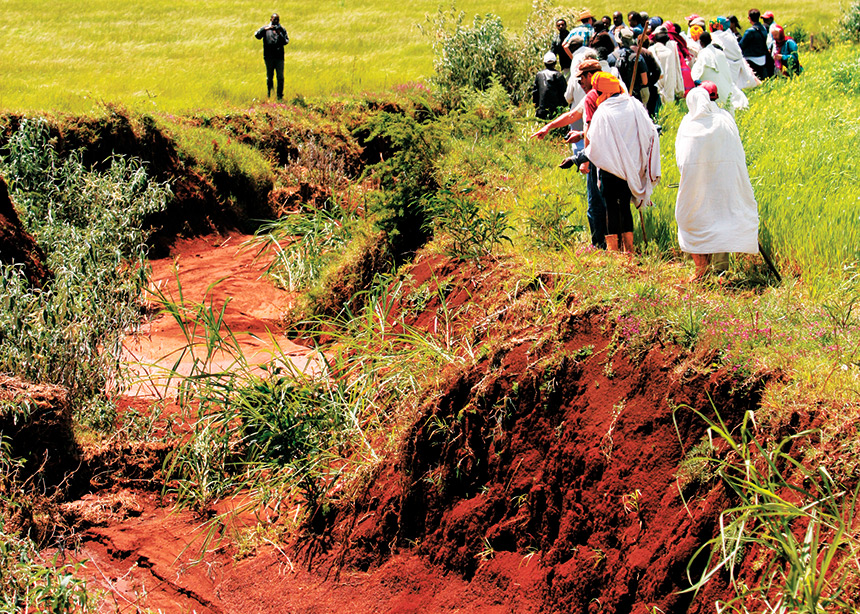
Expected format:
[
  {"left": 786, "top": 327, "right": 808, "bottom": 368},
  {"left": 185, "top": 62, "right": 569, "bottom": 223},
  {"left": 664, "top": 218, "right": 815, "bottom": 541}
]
[{"left": 543, "top": 51, "right": 557, "bottom": 64}]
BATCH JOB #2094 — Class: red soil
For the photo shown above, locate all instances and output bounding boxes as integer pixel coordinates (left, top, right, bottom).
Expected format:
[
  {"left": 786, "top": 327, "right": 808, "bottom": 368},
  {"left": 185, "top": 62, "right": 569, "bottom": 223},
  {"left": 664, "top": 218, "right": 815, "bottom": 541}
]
[
  {"left": 57, "top": 247, "right": 756, "bottom": 613},
  {"left": 123, "top": 233, "right": 317, "bottom": 397},
  {"left": 0, "top": 175, "right": 50, "bottom": 286}
]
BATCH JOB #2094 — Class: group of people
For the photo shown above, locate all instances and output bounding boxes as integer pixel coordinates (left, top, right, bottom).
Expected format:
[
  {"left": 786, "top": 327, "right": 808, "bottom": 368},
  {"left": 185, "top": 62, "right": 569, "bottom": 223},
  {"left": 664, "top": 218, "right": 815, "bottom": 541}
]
[
  {"left": 533, "top": 7, "right": 777, "bottom": 279},
  {"left": 534, "top": 8, "right": 802, "bottom": 120}
]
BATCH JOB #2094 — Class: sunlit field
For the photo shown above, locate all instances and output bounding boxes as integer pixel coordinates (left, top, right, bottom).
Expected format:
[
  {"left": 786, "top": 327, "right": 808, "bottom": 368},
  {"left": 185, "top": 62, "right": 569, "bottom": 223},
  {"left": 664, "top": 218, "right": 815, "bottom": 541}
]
[
  {"left": 0, "top": 0, "right": 530, "bottom": 113},
  {"left": 0, "top": 0, "right": 842, "bottom": 113}
]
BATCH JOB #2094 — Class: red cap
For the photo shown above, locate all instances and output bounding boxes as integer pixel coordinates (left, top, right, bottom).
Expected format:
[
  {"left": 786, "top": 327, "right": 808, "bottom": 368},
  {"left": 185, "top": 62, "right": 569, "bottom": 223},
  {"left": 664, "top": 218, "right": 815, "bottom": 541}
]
[
  {"left": 762, "top": 11, "right": 774, "bottom": 18},
  {"left": 700, "top": 81, "right": 719, "bottom": 101},
  {"left": 685, "top": 14, "right": 700, "bottom": 22}
]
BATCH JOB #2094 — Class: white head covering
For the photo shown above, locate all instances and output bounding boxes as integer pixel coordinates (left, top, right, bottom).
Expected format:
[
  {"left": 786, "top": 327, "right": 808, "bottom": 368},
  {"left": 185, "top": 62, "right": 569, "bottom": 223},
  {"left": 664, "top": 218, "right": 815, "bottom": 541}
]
[
  {"left": 683, "top": 87, "right": 718, "bottom": 122},
  {"left": 674, "top": 87, "right": 759, "bottom": 254}
]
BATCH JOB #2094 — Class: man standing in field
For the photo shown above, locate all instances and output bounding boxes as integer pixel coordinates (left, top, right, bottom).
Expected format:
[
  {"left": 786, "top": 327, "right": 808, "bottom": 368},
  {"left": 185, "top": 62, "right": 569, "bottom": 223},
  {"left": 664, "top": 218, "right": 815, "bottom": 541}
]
[
  {"left": 740, "top": 9, "right": 772, "bottom": 80},
  {"left": 255, "top": 13, "right": 289, "bottom": 101}
]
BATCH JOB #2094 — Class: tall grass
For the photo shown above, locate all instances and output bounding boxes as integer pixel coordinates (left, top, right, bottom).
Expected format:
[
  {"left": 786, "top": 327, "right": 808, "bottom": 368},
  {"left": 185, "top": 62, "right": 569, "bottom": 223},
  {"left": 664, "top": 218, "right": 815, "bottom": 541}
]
[
  {"left": 0, "top": 0, "right": 532, "bottom": 113},
  {"left": 0, "top": 0, "right": 843, "bottom": 113},
  {"left": 0, "top": 119, "right": 170, "bottom": 422},
  {"left": 250, "top": 207, "right": 355, "bottom": 292},
  {"left": 643, "top": 45, "right": 860, "bottom": 288},
  {"left": 676, "top": 407, "right": 860, "bottom": 612}
]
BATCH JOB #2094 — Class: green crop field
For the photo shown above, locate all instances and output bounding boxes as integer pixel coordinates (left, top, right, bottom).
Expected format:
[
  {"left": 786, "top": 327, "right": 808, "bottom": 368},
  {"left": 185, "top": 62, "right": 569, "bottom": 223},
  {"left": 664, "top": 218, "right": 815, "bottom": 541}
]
[{"left": 0, "top": 0, "right": 843, "bottom": 113}]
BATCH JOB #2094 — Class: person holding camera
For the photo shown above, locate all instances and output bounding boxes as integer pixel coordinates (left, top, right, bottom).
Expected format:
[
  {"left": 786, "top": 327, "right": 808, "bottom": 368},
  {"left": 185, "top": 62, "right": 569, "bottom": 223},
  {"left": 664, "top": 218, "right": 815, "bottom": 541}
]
[{"left": 255, "top": 13, "right": 289, "bottom": 101}]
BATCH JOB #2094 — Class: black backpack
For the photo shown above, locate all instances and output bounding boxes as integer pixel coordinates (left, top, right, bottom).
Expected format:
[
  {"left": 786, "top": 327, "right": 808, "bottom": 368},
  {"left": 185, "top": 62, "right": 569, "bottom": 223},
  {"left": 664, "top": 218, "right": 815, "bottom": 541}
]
[{"left": 614, "top": 48, "right": 640, "bottom": 91}]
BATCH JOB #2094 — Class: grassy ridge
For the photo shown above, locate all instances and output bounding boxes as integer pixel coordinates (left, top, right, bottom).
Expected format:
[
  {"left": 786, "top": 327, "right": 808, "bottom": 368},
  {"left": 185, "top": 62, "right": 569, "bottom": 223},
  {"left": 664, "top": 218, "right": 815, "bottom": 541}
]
[{"left": 0, "top": 0, "right": 842, "bottom": 113}]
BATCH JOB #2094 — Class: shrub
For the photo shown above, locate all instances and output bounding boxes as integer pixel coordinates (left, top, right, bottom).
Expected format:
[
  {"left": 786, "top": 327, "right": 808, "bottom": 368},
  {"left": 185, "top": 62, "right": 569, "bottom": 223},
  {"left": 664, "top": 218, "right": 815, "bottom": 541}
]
[
  {"left": 524, "top": 192, "right": 584, "bottom": 250},
  {"left": 451, "top": 78, "right": 517, "bottom": 137},
  {"left": 359, "top": 111, "right": 446, "bottom": 259},
  {"left": 0, "top": 119, "right": 170, "bottom": 420},
  {"left": 0, "top": 531, "right": 91, "bottom": 613},
  {"left": 429, "top": 186, "right": 513, "bottom": 263},
  {"left": 839, "top": 0, "right": 860, "bottom": 41},
  {"left": 423, "top": 9, "right": 530, "bottom": 109}
]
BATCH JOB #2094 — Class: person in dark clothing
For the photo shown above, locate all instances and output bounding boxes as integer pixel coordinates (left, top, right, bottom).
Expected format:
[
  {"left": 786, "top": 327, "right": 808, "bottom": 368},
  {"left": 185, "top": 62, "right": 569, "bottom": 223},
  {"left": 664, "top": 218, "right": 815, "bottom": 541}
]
[
  {"left": 255, "top": 13, "right": 289, "bottom": 100},
  {"left": 740, "top": 9, "right": 772, "bottom": 80},
  {"left": 610, "top": 27, "right": 648, "bottom": 104},
  {"left": 591, "top": 21, "right": 616, "bottom": 58},
  {"left": 551, "top": 19, "right": 572, "bottom": 77},
  {"left": 633, "top": 40, "right": 662, "bottom": 117},
  {"left": 728, "top": 15, "right": 742, "bottom": 39},
  {"left": 532, "top": 52, "right": 568, "bottom": 119}
]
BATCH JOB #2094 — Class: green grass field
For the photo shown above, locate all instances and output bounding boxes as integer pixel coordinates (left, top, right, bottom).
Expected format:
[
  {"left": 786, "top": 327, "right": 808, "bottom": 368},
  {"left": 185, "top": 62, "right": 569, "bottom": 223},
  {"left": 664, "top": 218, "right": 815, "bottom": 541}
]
[{"left": 0, "top": 0, "right": 843, "bottom": 113}]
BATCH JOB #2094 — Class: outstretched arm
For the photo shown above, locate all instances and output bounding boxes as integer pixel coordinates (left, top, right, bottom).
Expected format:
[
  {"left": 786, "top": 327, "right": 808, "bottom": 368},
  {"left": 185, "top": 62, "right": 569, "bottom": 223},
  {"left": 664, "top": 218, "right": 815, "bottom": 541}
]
[{"left": 530, "top": 107, "right": 584, "bottom": 140}]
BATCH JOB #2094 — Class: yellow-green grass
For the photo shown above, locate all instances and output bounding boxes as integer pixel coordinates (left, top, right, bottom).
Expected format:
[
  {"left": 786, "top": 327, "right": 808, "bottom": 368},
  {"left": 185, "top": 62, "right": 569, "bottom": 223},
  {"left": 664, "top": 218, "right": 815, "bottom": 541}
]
[
  {"left": 0, "top": 0, "right": 843, "bottom": 114},
  {"left": 0, "top": 0, "right": 531, "bottom": 113}
]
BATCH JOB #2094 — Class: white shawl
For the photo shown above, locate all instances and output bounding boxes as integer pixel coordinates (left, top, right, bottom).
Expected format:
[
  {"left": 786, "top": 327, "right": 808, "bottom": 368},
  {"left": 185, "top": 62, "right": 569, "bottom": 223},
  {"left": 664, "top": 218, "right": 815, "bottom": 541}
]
[
  {"left": 691, "top": 44, "right": 747, "bottom": 112},
  {"left": 652, "top": 41, "right": 684, "bottom": 104},
  {"left": 674, "top": 88, "right": 759, "bottom": 254},
  {"left": 584, "top": 94, "right": 661, "bottom": 208},
  {"left": 713, "top": 30, "right": 760, "bottom": 91}
]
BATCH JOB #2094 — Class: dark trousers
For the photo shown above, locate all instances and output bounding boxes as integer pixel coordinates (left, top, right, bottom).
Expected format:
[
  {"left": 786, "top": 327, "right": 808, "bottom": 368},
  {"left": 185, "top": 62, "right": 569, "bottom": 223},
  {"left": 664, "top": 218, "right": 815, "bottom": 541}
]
[
  {"left": 265, "top": 57, "right": 284, "bottom": 100},
  {"left": 749, "top": 60, "right": 768, "bottom": 81},
  {"left": 600, "top": 170, "right": 634, "bottom": 235},
  {"left": 586, "top": 163, "right": 607, "bottom": 249}
]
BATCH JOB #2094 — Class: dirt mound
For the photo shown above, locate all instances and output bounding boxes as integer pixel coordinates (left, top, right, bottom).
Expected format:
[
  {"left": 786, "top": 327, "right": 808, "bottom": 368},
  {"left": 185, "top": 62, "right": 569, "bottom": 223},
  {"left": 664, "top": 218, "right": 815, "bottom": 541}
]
[
  {"left": 0, "top": 175, "right": 49, "bottom": 286},
  {"left": 323, "top": 254, "right": 766, "bottom": 612},
  {"left": 44, "top": 250, "right": 769, "bottom": 613},
  {"left": 0, "top": 375, "right": 77, "bottom": 485}
]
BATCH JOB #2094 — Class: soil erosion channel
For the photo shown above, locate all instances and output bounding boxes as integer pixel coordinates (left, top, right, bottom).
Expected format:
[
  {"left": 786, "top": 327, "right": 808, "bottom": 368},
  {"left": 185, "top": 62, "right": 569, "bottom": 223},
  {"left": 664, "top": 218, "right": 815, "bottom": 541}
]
[{"left": 63, "top": 242, "right": 756, "bottom": 613}]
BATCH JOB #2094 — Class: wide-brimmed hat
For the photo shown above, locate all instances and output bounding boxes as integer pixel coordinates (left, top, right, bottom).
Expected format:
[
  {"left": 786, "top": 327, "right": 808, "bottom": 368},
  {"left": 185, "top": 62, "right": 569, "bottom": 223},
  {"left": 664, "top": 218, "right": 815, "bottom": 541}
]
[
  {"left": 575, "top": 58, "right": 602, "bottom": 77},
  {"left": 579, "top": 9, "right": 593, "bottom": 21},
  {"left": 616, "top": 26, "right": 635, "bottom": 47}
]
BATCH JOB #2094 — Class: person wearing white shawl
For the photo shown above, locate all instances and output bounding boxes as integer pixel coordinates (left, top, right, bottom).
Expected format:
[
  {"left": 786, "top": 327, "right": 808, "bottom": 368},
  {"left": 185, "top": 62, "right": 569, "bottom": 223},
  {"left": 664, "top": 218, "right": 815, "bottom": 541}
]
[
  {"left": 674, "top": 86, "right": 759, "bottom": 280},
  {"left": 712, "top": 28, "right": 760, "bottom": 93},
  {"left": 650, "top": 27, "right": 684, "bottom": 104},
  {"left": 691, "top": 32, "right": 745, "bottom": 114},
  {"left": 583, "top": 72, "right": 661, "bottom": 253}
]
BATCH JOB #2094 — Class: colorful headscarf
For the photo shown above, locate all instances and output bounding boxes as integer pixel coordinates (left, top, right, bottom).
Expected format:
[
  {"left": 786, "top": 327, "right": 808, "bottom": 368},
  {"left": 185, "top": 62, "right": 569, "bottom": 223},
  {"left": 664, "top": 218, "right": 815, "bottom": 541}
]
[
  {"left": 591, "top": 71, "right": 625, "bottom": 107},
  {"left": 717, "top": 16, "right": 731, "bottom": 30},
  {"left": 690, "top": 25, "right": 704, "bottom": 41},
  {"left": 666, "top": 22, "right": 692, "bottom": 60},
  {"left": 771, "top": 24, "right": 786, "bottom": 42},
  {"left": 708, "top": 18, "right": 722, "bottom": 32},
  {"left": 584, "top": 72, "right": 626, "bottom": 122}
]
